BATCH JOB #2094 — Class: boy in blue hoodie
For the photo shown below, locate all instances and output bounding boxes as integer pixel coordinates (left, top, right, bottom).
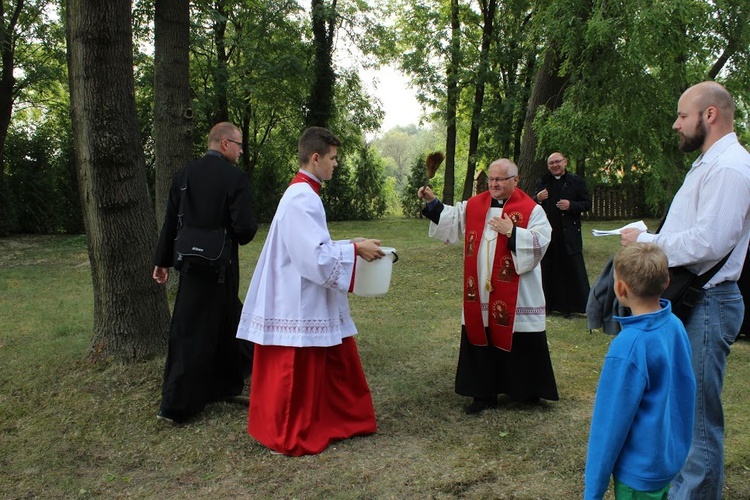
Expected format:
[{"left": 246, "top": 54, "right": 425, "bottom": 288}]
[{"left": 585, "top": 243, "right": 696, "bottom": 499}]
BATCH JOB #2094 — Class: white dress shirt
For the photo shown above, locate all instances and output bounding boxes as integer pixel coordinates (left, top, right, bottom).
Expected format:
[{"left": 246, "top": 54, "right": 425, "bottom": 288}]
[{"left": 639, "top": 133, "right": 750, "bottom": 287}]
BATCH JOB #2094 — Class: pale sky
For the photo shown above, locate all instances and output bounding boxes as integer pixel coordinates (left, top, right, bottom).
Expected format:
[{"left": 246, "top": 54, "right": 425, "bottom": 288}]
[
  {"left": 359, "top": 64, "right": 426, "bottom": 133},
  {"left": 298, "top": 0, "right": 425, "bottom": 134}
]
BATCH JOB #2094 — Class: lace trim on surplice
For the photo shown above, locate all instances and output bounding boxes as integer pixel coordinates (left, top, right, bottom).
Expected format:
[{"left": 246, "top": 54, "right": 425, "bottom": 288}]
[
  {"left": 320, "top": 245, "right": 345, "bottom": 289},
  {"left": 246, "top": 313, "right": 346, "bottom": 339}
]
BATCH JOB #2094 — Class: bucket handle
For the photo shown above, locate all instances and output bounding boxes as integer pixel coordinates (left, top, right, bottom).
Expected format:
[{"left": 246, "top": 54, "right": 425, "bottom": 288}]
[{"left": 391, "top": 251, "right": 399, "bottom": 263}]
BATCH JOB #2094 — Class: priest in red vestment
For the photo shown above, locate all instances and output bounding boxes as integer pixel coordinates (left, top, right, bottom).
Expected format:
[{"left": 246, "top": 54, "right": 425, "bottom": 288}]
[
  {"left": 419, "top": 158, "right": 559, "bottom": 414},
  {"left": 237, "top": 126, "right": 385, "bottom": 456}
]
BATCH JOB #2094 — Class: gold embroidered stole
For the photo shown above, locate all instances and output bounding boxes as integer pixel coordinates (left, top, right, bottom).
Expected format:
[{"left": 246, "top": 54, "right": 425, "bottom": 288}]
[{"left": 463, "top": 189, "right": 536, "bottom": 351}]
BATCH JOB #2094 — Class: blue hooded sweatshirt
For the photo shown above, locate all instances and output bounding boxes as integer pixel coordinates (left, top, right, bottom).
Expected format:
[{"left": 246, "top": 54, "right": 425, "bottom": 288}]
[{"left": 584, "top": 299, "right": 696, "bottom": 499}]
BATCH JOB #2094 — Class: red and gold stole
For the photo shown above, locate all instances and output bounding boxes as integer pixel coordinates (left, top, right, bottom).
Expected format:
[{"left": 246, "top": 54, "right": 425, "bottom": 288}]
[
  {"left": 290, "top": 170, "right": 321, "bottom": 194},
  {"left": 463, "top": 189, "right": 536, "bottom": 351}
]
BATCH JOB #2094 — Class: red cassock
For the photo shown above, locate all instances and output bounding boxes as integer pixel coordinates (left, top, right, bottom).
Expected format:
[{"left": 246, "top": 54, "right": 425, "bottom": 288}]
[{"left": 248, "top": 337, "right": 376, "bottom": 456}]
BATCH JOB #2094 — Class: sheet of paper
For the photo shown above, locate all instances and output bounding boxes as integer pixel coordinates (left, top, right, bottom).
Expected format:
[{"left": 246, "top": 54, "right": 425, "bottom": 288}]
[{"left": 592, "top": 220, "right": 648, "bottom": 236}]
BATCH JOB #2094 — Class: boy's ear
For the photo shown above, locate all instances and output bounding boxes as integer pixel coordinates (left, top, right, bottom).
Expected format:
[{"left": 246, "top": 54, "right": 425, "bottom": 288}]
[{"left": 614, "top": 277, "right": 628, "bottom": 301}]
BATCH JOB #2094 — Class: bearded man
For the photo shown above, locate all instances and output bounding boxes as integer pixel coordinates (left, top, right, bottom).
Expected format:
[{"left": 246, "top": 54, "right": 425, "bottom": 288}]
[{"left": 621, "top": 81, "right": 750, "bottom": 499}]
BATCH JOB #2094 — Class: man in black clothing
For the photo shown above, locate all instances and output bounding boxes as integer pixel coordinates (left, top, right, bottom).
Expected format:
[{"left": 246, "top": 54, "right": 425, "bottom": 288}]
[
  {"left": 534, "top": 152, "right": 591, "bottom": 318},
  {"left": 153, "top": 122, "right": 258, "bottom": 424}
]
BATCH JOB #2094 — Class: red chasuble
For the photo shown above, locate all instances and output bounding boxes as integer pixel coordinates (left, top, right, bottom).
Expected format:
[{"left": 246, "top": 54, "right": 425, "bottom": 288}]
[{"left": 463, "top": 189, "right": 537, "bottom": 351}]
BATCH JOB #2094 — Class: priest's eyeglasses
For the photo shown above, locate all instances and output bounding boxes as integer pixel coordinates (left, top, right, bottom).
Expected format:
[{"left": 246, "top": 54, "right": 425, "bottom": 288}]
[{"left": 488, "top": 175, "right": 517, "bottom": 183}]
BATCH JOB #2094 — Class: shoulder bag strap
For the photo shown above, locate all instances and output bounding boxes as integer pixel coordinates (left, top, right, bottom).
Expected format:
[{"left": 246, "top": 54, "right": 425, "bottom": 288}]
[
  {"left": 177, "top": 174, "right": 188, "bottom": 231},
  {"left": 656, "top": 203, "right": 733, "bottom": 286},
  {"left": 693, "top": 252, "right": 732, "bottom": 288}
]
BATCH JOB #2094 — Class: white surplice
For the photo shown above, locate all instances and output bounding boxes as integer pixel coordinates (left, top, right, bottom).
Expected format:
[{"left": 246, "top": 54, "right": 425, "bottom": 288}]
[
  {"left": 237, "top": 182, "right": 357, "bottom": 347},
  {"left": 428, "top": 201, "right": 551, "bottom": 332}
]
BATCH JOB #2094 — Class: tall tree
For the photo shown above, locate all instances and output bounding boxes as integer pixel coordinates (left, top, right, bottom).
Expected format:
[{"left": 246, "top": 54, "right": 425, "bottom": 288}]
[
  {"left": 400, "top": 153, "right": 427, "bottom": 218},
  {"left": 460, "top": 0, "right": 496, "bottom": 201},
  {"left": 306, "top": 0, "right": 336, "bottom": 127},
  {"left": 479, "top": 2, "right": 534, "bottom": 163},
  {"left": 0, "top": 0, "right": 49, "bottom": 235},
  {"left": 153, "top": 0, "right": 193, "bottom": 225},
  {"left": 527, "top": 0, "right": 750, "bottom": 209},
  {"left": 352, "top": 143, "right": 386, "bottom": 220},
  {"left": 705, "top": 0, "right": 750, "bottom": 80},
  {"left": 229, "top": 0, "right": 310, "bottom": 174},
  {"left": 442, "top": 0, "right": 460, "bottom": 205},
  {"left": 210, "top": 0, "right": 230, "bottom": 124},
  {"left": 515, "top": 48, "right": 567, "bottom": 194},
  {"left": 66, "top": 0, "right": 170, "bottom": 362},
  {"left": 0, "top": 0, "right": 26, "bottom": 169}
]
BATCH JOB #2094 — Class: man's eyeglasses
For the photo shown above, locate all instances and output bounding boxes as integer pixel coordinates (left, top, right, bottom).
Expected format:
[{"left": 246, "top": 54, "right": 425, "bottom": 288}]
[
  {"left": 548, "top": 159, "right": 564, "bottom": 165},
  {"left": 488, "top": 175, "right": 517, "bottom": 183},
  {"left": 226, "top": 139, "right": 243, "bottom": 147}
]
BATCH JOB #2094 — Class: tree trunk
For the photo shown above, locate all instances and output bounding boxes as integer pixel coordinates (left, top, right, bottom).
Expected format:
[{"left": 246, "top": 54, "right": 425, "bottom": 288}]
[
  {"left": 576, "top": 156, "right": 585, "bottom": 178},
  {"left": 512, "top": 53, "right": 535, "bottom": 163},
  {"left": 212, "top": 0, "right": 230, "bottom": 124},
  {"left": 516, "top": 48, "right": 567, "bottom": 194},
  {"left": 154, "top": 0, "right": 193, "bottom": 227},
  {"left": 0, "top": 0, "right": 25, "bottom": 236},
  {"left": 306, "top": 0, "right": 336, "bottom": 128},
  {"left": 461, "top": 0, "right": 496, "bottom": 201},
  {"left": 707, "top": 39, "right": 736, "bottom": 80},
  {"left": 66, "top": 0, "right": 170, "bottom": 362},
  {"left": 443, "top": 0, "right": 460, "bottom": 205}
]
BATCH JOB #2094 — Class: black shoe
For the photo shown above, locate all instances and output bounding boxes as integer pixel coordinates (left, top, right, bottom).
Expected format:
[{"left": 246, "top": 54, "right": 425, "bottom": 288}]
[
  {"left": 157, "top": 409, "right": 186, "bottom": 425},
  {"left": 465, "top": 397, "right": 496, "bottom": 415},
  {"left": 226, "top": 395, "right": 249, "bottom": 405},
  {"left": 517, "top": 396, "right": 540, "bottom": 404},
  {"left": 562, "top": 312, "right": 573, "bottom": 319},
  {"left": 156, "top": 413, "right": 176, "bottom": 425}
]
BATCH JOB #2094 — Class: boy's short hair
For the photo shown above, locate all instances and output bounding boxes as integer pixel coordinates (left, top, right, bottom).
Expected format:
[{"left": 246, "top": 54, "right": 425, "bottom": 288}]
[
  {"left": 298, "top": 127, "right": 341, "bottom": 165},
  {"left": 613, "top": 243, "right": 669, "bottom": 298}
]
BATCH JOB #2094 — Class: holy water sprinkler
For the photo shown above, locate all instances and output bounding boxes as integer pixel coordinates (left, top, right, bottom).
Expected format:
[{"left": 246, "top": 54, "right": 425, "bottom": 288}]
[{"left": 424, "top": 151, "right": 445, "bottom": 189}]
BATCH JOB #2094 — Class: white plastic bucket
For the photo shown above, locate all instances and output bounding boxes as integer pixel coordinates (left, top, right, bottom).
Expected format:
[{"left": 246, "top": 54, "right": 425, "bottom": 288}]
[{"left": 353, "top": 247, "right": 398, "bottom": 297}]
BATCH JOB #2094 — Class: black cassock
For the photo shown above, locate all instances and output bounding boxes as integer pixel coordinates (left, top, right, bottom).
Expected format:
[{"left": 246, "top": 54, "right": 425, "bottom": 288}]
[
  {"left": 535, "top": 173, "right": 591, "bottom": 314},
  {"left": 159, "top": 261, "right": 254, "bottom": 422},
  {"left": 455, "top": 327, "right": 559, "bottom": 403},
  {"left": 154, "top": 151, "right": 257, "bottom": 423}
]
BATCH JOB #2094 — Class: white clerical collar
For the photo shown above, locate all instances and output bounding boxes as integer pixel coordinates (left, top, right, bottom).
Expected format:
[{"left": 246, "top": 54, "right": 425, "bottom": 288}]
[{"left": 299, "top": 169, "right": 322, "bottom": 183}]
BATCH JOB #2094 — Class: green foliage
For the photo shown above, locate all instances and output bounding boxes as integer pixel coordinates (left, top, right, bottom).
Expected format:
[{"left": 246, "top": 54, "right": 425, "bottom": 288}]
[
  {"left": 372, "top": 124, "right": 446, "bottom": 191},
  {"left": 3, "top": 117, "right": 81, "bottom": 234},
  {"left": 184, "top": 1, "right": 384, "bottom": 221},
  {"left": 4, "top": 1, "right": 67, "bottom": 106},
  {"left": 250, "top": 154, "right": 294, "bottom": 223},
  {"left": 381, "top": 175, "right": 401, "bottom": 216},
  {"left": 351, "top": 143, "right": 386, "bottom": 220},
  {"left": 400, "top": 153, "right": 428, "bottom": 218},
  {"left": 321, "top": 159, "right": 356, "bottom": 221},
  {"left": 531, "top": 0, "right": 750, "bottom": 211},
  {"left": 9, "top": 0, "right": 750, "bottom": 232}
]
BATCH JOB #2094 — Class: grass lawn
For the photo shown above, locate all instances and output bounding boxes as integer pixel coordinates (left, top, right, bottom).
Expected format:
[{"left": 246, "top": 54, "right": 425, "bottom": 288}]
[{"left": 2, "top": 218, "right": 750, "bottom": 498}]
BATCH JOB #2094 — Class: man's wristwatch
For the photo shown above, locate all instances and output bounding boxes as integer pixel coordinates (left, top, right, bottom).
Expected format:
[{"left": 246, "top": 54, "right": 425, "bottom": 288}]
[{"left": 505, "top": 227, "right": 514, "bottom": 237}]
